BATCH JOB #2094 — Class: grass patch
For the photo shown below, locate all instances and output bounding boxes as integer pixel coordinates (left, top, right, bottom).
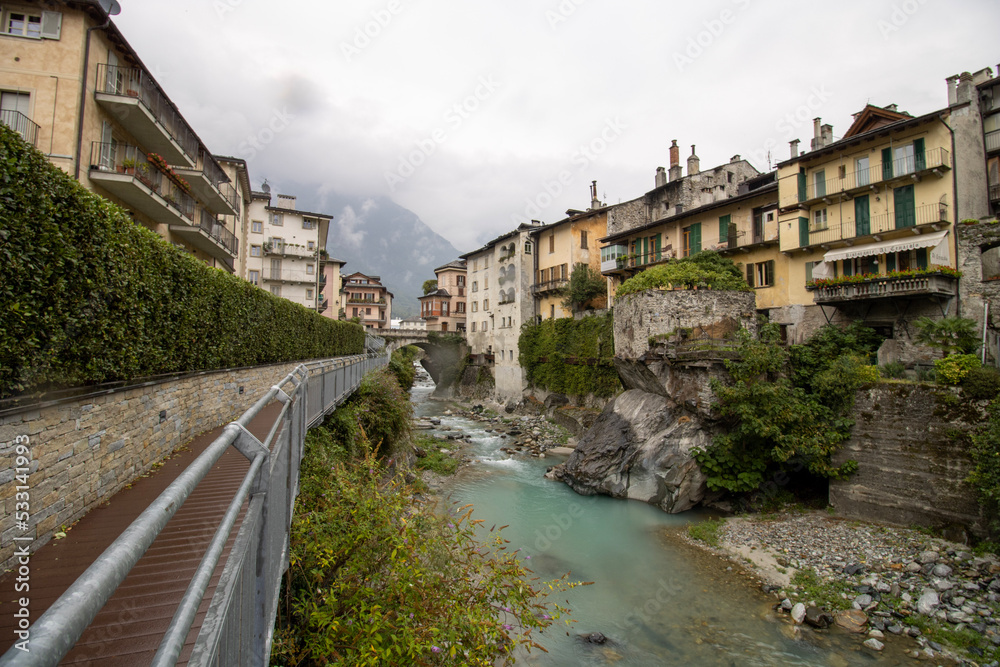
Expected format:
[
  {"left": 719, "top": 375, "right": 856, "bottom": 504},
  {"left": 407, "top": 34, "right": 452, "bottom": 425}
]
[
  {"left": 687, "top": 517, "right": 724, "bottom": 547},
  {"left": 789, "top": 568, "right": 854, "bottom": 610},
  {"left": 414, "top": 434, "right": 459, "bottom": 475}
]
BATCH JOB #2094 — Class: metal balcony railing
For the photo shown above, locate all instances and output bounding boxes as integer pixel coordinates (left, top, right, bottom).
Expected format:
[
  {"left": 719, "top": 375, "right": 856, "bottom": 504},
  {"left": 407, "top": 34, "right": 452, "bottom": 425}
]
[
  {"left": 89, "top": 141, "right": 195, "bottom": 220},
  {"left": 261, "top": 268, "right": 318, "bottom": 283},
  {"left": 990, "top": 183, "right": 1000, "bottom": 203},
  {"left": 95, "top": 64, "right": 199, "bottom": 162},
  {"left": 199, "top": 210, "right": 239, "bottom": 256},
  {"left": 801, "top": 202, "right": 949, "bottom": 248},
  {"left": 812, "top": 273, "right": 958, "bottom": 304},
  {"left": 0, "top": 109, "right": 40, "bottom": 146},
  {"left": 986, "top": 130, "right": 1000, "bottom": 154},
  {"left": 530, "top": 278, "right": 568, "bottom": 295}
]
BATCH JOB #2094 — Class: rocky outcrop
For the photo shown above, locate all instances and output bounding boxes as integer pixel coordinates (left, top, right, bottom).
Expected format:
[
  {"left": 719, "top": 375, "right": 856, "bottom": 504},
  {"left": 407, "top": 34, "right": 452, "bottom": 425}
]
[{"left": 548, "top": 389, "right": 711, "bottom": 513}]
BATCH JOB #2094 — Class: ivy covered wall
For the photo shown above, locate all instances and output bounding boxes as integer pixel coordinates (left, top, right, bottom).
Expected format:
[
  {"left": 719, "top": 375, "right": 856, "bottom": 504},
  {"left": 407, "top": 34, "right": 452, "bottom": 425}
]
[{"left": 518, "top": 313, "right": 620, "bottom": 398}]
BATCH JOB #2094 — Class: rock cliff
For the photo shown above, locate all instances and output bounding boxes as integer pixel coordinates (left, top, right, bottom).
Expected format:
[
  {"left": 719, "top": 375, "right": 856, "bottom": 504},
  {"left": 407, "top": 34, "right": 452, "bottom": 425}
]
[{"left": 548, "top": 389, "right": 711, "bottom": 513}]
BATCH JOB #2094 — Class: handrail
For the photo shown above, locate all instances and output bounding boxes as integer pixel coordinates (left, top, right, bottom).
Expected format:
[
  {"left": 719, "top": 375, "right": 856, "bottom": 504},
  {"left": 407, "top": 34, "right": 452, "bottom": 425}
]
[{"left": 0, "top": 353, "right": 388, "bottom": 667}]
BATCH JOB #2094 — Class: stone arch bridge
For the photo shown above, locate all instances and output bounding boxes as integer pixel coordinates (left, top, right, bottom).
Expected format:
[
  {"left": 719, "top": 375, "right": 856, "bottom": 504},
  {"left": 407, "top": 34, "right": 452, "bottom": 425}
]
[{"left": 372, "top": 329, "right": 469, "bottom": 391}]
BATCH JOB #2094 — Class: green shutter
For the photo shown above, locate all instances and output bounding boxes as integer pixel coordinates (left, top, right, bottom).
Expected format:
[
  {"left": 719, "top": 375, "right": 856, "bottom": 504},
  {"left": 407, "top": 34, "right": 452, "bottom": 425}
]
[
  {"left": 806, "top": 262, "right": 814, "bottom": 283},
  {"left": 719, "top": 215, "right": 730, "bottom": 243},
  {"left": 746, "top": 263, "right": 755, "bottom": 288},
  {"left": 886, "top": 253, "right": 897, "bottom": 272},
  {"left": 916, "top": 247, "right": 928, "bottom": 270},
  {"left": 882, "top": 147, "right": 893, "bottom": 180},
  {"left": 766, "top": 260, "right": 775, "bottom": 287},
  {"left": 654, "top": 233, "right": 661, "bottom": 261},
  {"left": 843, "top": 260, "right": 853, "bottom": 277},
  {"left": 642, "top": 237, "right": 648, "bottom": 264},
  {"left": 894, "top": 185, "right": 915, "bottom": 229},
  {"left": 854, "top": 195, "right": 870, "bottom": 236},
  {"left": 797, "top": 171, "right": 807, "bottom": 202},
  {"left": 798, "top": 217, "right": 810, "bottom": 247},
  {"left": 691, "top": 223, "right": 701, "bottom": 254},
  {"left": 914, "top": 138, "right": 926, "bottom": 171}
]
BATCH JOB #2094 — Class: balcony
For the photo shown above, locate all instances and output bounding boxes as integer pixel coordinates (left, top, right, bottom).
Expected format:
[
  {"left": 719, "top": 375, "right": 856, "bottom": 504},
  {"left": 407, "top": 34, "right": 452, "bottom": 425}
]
[
  {"left": 264, "top": 242, "right": 317, "bottom": 258},
  {"left": 798, "top": 202, "right": 949, "bottom": 250},
  {"left": 779, "top": 147, "right": 952, "bottom": 209},
  {"left": 319, "top": 273, "right": 328, "bottom": 287},
  {"left": 261, "top": 269, "right": 318, "bottom": 284},
  {"left": 94, "top": 64, "right": 198, "bottom": 167},
  {"left": 170, "top": 209, "right": 238, "bottom": 268},
  {"left": 987, "top": 130, "right": 1000, "bottom": 154},
  {"left": 810, "top": 272, "right": 958, "bottom": 305},
  {"left": 603, "top": 249, "right": 677, "bottom": 276},
  {"left": 88, "top": 142, "right": 196, "bottom": 227},
  {"left": 0, "top": 109, "right": 39, "bottom": 146},
  {"left": 174, "top": 150, "right": 239, "bottom": 216},
  {"left": 531, "top": 279, "right": 569, "bottom": 295},
  {"left": 317, "top": 299, "right": 329, "bottom": 314},
  {"left": 991, "top": 183, "right": 1000, "bottom": 204},
  {"left": 346, "top": 297, "right": 386, "bottom": 305}
]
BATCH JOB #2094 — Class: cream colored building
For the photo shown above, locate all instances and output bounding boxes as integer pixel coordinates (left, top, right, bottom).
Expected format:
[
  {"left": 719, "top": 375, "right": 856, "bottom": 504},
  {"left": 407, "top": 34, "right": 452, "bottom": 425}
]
[
  {"left": 340, "top": 272, "right": 393, "bottom": 330},
  {"left": 0, "top": 0, "right": 240, "bottom": 271},
  {"left": 244, "top": 186, "right": 331, "bottom": 310},
  {"left": 419, "top": 260, "right": 467, "bottom": 332}
]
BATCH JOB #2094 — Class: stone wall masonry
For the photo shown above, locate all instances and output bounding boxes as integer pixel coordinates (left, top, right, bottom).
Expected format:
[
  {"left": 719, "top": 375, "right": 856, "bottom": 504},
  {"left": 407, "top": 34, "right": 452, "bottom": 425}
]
[
  {"left": 0, "top": 361, "right": 303, "bottom": 570},
  {"left": 613, "top": 288, "right": 758, "bottom": 359},
  {"left": 606, "top": 197, "right": 647, "bottom": 236},
  {"left": 830, "top": 384, "right": 985, "bottom": 536},
  {"left": 957, "top": 221, "right": 1000, "bottom": 353}
]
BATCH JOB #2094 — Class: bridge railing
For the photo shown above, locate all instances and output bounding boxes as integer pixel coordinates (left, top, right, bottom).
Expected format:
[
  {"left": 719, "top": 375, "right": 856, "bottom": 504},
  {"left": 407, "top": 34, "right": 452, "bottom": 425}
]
[{"left": 0, "top": 353, "right": 388, "bottom": 667}]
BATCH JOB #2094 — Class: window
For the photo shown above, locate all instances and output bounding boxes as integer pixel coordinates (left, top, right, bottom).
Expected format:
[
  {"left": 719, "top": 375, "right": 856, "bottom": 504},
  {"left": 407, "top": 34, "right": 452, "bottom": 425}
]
[
  {"left": 471, "top": 322, "right": 477, "bottom": 332},
  {"left": 856, "top": 156, "right": 870, "bottom": 187},
  {"left": 472, "top": 301, "right": 478, "bottom": 312},
  {"left": 524, "top": 241, "right": 532, "bottom": 254},
  {"left": 250, "top": 245, "right": 261, "bottom": 257},
  {"left": 251, "top": 220, "right": 263, "bottom": 233},
  {"left": 895, "top": 143, "right": 915, "bottom": 175},
  {"left": 813, "top": 169, "right": 826, "bottom": 198},
  {"left": 270, "top": 285, "right": 281, "bottom": 297},
  {"left": 812, "top": 208, "right": 828, "bottom": 230},
  {"left": 306, "top": 264, "right": 315, "bottom": 275},
  {"left": 580, "top": 231, "right": 588, "bottom": 249},
  {"left": 366, "top": 308, "right": 372, "bottom": 315},
  {"left": 270, "top": 212, "right": 283, "bottom": 226},
  {"left": 5, "top": 11, "right": 40, "bottom": 38},
  {"left": 457, "top": 275, "right": 465, "bottom": 286},
  {"left": 306, "top": 288, "right": 313, "bottom": 300},
  {"left": 352, "top": 308, "right": 358, "bottom": 317},
  {"left": 746, "top": 260, "right": 775, "bottom": 288},
  {"left": 302, "top": 218, "right": 316, "bottom": 230},
  {"left": 307, "top": 240, "right": 315, "bottom": 251},
  {"left": 483, "top": 299, "right": 489, "bottom": 310},
  {"left": 682, "top": 223, "right": 701, "bottom": 257},
  {"left": 472, "top": 281, "right": 478, "bottom": 292},
  {"left": 457, "top": 302, "right": 465, "bottom": 313},
  {"left": 550, "top": 304, "right": 555, "bottom": 319},
  {"left": 248, "top": 270, "right": 259, "bottom": 286},
  {"left": 560, "top": 264, "right": 567, "bottom": 280},
  {"left": 718, "top": 214, "right": 731, "bottom": 244},
  {"left": 500, "top": 350, "right": 505, "bottom": 361},
  {"left": 549, "top": 234, "right": 555, "bottom": 253}
]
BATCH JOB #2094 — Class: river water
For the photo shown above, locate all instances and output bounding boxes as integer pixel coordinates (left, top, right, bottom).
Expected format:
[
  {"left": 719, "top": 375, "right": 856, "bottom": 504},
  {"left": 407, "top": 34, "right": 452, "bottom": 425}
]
[{"left": 410, "top": 375, "right": 914, "bottom": 666}]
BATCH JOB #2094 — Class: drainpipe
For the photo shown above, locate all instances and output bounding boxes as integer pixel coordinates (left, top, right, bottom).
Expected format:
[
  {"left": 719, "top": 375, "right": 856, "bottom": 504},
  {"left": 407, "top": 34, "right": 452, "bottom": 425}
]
[{"left": 75, "top": 9, "right": 114, "bottom": 180}]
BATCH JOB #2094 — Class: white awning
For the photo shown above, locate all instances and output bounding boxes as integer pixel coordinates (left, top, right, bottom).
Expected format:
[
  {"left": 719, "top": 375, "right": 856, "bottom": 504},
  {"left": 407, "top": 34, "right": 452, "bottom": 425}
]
[{"left": 822, "top": 230, "right": 950, "bottom": 263}]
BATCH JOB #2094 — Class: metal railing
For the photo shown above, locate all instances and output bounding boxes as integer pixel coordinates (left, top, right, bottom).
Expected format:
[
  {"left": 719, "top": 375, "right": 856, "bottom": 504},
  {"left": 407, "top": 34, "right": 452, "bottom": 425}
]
[
  {"left": 0, "top": 109, "right": 39, "bottom": 146},
  {"left": 991, "top": 183, "right": 1000, "bottom": 203},
  {"left": 89, "top": 141, "right": 195, "bottom": 220},
  {"left": 95, "top": 64, "right": 199, "bottom": 163},
  {"left": 986, "top": 130, "right": 1000, "bottom": 154},
  {"left": 798, "top": 202, "right": 949, "bottom": 248},
  {"left": 812, "top": 273, "right": 958, "bottom": 304},
  {"left": 261, "top": 268, "right": 317, "bottom": 283},
  {"left": 199, "top": 210, "right": 239, "bottom": 256},
  {"left": 0, "top": 353, "right": 388, "bottom": 667}
]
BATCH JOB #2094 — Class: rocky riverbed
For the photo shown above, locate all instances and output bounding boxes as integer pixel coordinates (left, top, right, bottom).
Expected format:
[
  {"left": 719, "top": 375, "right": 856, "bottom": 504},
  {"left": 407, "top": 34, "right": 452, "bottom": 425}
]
[
  {"left": 681, "top": 510, "right": 1000, "bottom": 665},
  {"left": 415, "top": 404, "right": 576, "bottom": 458}
]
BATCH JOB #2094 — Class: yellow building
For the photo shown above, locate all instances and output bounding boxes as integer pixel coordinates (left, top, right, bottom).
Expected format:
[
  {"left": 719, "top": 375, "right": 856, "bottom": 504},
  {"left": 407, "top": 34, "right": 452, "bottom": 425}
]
[
  {"left": 772, "top": 106, "right": 958, "bottom": 346},
  {"left": 531, "top": 183, "right": 609, "bottom": 320},
  {"left": 0, "top": 0, "right": 240, "bottom": 271}
]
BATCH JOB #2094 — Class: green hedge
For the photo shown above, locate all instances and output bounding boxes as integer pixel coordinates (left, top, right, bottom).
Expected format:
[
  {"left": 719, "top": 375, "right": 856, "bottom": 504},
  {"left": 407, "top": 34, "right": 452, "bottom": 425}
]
[
  {"left": 518, "top": 313, "right": 620, "bottom": 398},
  {"left": 0, "top": 125, "right": 364, "bottom": 398}
]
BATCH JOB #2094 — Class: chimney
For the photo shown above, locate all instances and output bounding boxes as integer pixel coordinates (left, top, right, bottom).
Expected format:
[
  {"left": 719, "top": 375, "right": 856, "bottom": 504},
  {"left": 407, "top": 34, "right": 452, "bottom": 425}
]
[
  {"left": 277, "top": 193, "right": 297, "bottom": 210},
  {"left": 669, "top": 140, "right": 682, "bottom": 182},
  {"left": 687, "top": 145, "right": 700, "bottom": 176},
  {"left": 810, "top": 118, "right": 823, "bottom": 150},
  {"left": 884, "top": 103, "right": 898, "bottom": 113},
  {"left": 590, "top": 180, "right": 601, "bottom": 209},
  {"left": 946, "top": 75, "right": 959, "bottom": 106},
  {"left": 790, "top": 139, "right": 800, "bottom": 158},
  {"left": 821, "top": 123, "right": 833, "bottom": 146},
  {"left": 730, "top": 154, "right": 741, "bottom": 163},
  {"left": 956, "top": 71, "right": 975, "bottom": 105},
  {"left": 655, "top": 166, "right": 667, "bottom": 188}
]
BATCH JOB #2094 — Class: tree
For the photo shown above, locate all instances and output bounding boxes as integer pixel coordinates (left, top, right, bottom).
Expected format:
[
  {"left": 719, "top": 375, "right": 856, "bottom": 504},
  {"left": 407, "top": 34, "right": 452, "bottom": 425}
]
[
  {"left": 422, "top": 279, "right": 438, "bottom": 295},
  {"left": 560, "top": 263, "right": 606, "bottom": 312},
  {"left": 914, "top": 316, "right": 981, "bottom": 356}
]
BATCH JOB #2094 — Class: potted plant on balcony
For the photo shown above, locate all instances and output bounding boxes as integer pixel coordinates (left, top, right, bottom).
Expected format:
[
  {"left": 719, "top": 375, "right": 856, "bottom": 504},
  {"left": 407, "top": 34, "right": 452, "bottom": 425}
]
[{"left": 121, "top": 158, "right": 136, "bottom": 175}]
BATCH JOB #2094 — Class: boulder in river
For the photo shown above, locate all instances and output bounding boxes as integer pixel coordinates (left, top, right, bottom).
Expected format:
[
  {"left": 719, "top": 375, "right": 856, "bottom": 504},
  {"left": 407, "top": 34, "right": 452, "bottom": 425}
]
[{"left": 548, "top": 389, "right": 710, "bottom": 513}]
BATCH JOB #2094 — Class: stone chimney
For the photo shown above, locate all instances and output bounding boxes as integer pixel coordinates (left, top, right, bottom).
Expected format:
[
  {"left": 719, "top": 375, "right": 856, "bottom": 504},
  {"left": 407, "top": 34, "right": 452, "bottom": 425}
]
[
  {"left": 655, "top": 166, "right": 667, "bottom": 188},
  {"left": 687, "top": 145, "right": 700, "bottom": 176},
  {"left": 790, "top": 139, "right": 800, "bottom": 159},
  {"left": 277, "top": 194, "right": 297, "bottom": 210},
  {"left": 821, "top": 123, "right": 833, "bottom": 146},
  {"left": 730, "top": 154, "right": 741, "bottom": 163},
  {"left": 590, "top": 180, "right": 601, "bottom": 209},
  {"left": 810, "top": 118, "right": 823, "bottom": 151},
  {"left": 956, "top": 71, "right": 976, "bottom": 105},
  {"left": 669, "top": 140, "right": 682, "bottom": 182},
  {"left": 946, "top": 75, "right": 960, "bottom": 106}
]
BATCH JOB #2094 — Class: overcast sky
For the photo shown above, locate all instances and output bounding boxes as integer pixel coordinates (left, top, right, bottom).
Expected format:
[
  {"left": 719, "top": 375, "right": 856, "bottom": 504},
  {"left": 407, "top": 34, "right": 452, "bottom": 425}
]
[{"left": 115, "top": 0, "right": 1000, "bottom": 252}]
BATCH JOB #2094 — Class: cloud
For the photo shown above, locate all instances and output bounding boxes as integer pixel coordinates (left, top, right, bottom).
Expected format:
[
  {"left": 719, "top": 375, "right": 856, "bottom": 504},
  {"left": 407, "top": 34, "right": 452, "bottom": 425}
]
[{"left": 335, "top": 201, "right": 376, "bottom": 249}]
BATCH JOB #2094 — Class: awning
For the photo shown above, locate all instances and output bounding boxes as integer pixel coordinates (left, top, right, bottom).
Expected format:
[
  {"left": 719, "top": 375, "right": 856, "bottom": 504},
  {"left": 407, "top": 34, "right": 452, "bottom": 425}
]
[{"left": 822, "top": 230, "right": 950, "bottom": 263}]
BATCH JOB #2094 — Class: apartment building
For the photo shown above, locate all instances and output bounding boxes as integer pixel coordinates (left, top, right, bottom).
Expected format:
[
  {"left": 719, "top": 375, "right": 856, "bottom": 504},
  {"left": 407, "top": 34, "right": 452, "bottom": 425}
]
[
  {"left": 531, "top": 182, "right": 609, "bottom": 320},
  {"left": 972, "top": 68, "right": 1000, "bottom": 217},
  {"left": 317, "top": 256, "right": 346, "bottom": 319},
  {"left": 461, "top": 224, "right": 537, "bottom": 400},
  {"left": 419, "top": 260, "right": 467, "bottom": 332},
  {"left": 0, "top": 0, "right": 240, "bottom": 271},
  {"left": 340, "top": 272, "right": 393, "bottom": 330},
  {"left": 244, "top": 186, "right": 331, "bottom": 310}
]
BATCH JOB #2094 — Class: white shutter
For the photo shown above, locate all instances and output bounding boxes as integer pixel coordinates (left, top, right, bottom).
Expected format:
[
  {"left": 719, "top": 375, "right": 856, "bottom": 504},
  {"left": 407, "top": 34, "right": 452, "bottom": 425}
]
[{"left": 39, "top": 11, "right": 61, "bottom": 40}]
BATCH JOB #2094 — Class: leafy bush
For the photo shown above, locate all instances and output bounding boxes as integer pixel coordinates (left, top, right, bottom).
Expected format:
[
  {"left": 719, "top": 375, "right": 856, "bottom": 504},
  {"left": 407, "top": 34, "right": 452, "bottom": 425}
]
[
  {"left": 964, "top": 366, "right": 1000, "bottom": 401},
  {"left": 969, "top": 403, "right": 1000, "bottom": 537},
  {"left": 788, "top": 321, "right": 882, "bottom": 392},
  {"left": 935, "top": 354, "right": 982, "bottom": 386},
  {"left": 388, "top": 345, "right": 420, "bottom": 390},
  {"left": 615, "top": 251, "right": 750, "bottom": 297},
  {"left": 324, "top": 369, "right": 413, "bottom": 458},
  {"left": 880, "top": 362, "right": 906, "bottom": 379},
  {"left": 560, "top": 263, "right": 606, "bottom": 311},
  {"left": 272, "top": 427, "right": 578, "bottom": 665},
  {"left": 0, "top": 125, "right": 364, "bottom": 398},
  {"left": 915, "top": 316, "right": 981, "bottom": 356},
  {"left": 518, "top": 313, "right": 620, "bottom": 398}
]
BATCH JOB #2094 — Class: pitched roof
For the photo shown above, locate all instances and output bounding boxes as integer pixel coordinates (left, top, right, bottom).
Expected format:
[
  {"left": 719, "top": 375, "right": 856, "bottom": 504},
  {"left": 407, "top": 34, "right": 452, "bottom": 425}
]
[{"left": 842, "top": 104, "right": 913, "bottom": 139}]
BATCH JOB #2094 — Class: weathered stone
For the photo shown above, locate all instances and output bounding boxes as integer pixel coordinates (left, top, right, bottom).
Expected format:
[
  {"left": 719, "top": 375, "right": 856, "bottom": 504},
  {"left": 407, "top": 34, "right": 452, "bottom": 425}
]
[
  {"left": 862, "top": 638, "right": 884, "bottom": 651},
  {"left": 917, "top": 589, "right": 940, "bottom": 615},
  {"left": 791, "top": 603, "right": 806, "bottom": 624},
  {"left": 834, "top": 609, "right": 868, "bottom": 633},
  {"left": 804, "top": 606, "right": 832, "bottom": 628}
]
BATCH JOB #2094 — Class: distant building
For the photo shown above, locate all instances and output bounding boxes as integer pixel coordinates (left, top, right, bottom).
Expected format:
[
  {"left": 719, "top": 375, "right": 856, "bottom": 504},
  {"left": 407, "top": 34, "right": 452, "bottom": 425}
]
[
  {"left": 399, "top": 316, "right": 426, "bottom": 331},
  {"left": 244, "top": 187, "right": 331, "bottom": 310},
  {"left": 419, "top": 260, "right": 467, "bottom": 332},
  {"left": 341, "top": 272, "right": 393, "bottom": 330}
]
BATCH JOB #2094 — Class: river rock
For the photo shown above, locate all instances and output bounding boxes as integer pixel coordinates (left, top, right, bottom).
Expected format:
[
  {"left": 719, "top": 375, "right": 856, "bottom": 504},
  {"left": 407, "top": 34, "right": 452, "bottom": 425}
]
[
  {"left": 917, "top": 589, "right": 940, "bottom": 614},
  {"left": 791, "top": 603, "right": 806, "bottom": 624},
  {"left": 548, "top": 390, "right": 709, "bottom": 513},
  {"left": 863, "top": 638, "right": 884, "bottom": 651},
  {"left": 834, "top": 609, "right": 868, "bottom": 633},
  {"left": 804, "top": 606, "right": 833, "bottom": 628}
]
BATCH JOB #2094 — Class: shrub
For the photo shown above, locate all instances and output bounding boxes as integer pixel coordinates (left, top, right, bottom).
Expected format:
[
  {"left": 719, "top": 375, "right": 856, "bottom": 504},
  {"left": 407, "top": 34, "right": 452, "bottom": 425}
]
[
  {"left": 325, "top": 369, "right": 413, "bottom": 458},
  {"left": 388, "top": 345, "right": 420, "bottom": 391},
  {"left": 964, "top": 366, "right": 1000, "bottom": 400},
  {"left": 969, "top": 403, "right": 1000, "bottom": 537},
  {"left": 879, "top": 362, "right": 906, "bottom": 379},
  {"left": 616, "top": 251, "right": 750, "bottom": 297},
  {"left": 518, "top": 313, "right": 620, "bottom": 398},
  {"left": 935, "top": 354, "right": 982, "bottom": 386},
  {"left": 560, "top": 263, "right": 606, "bottom": 312},
  {"left": 914, "top": 316, "right": 981, "bottom": 356},
  {"left": 0, "top": 125, "right": 364, "bottom": 398}
]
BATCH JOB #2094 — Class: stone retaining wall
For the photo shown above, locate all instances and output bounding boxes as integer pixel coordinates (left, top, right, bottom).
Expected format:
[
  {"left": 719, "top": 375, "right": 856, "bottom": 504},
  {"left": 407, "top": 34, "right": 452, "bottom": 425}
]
[
  {"left": 0, "top": 362, "right": 302, "bottom": 569},
  {"left": 613, "top": 288, "right": 757, "bottom": 359},
  {"left": 830, "top": 384, "right": 985, "bottom": 536}
]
